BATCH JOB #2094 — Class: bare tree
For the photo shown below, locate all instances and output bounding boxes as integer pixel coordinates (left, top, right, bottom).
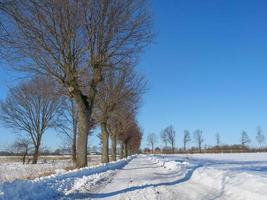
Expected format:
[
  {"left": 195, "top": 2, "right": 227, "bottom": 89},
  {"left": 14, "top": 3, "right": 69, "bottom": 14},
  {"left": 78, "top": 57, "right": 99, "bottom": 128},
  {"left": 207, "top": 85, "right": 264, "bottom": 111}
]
[
  {"left": 95, "top": 66, "right": 146, "bottom": 163},
  {"left": 116, "top": 105, "right": 139, "bottom": 159},
  {"left": 160, "top": 130, "right": 168, "bottom": 147},
  {"left": 57, "top": 98, "right": 79, "bottom": 164},
  {"left": 118, "top": 117, "right": 142, "bottom": 157},
  {"left": 194, "top": 129, "right": 204, "bottom": 153},
  {"left": 147, "top": 133, "right": 157, "bottom": 154},
  {"left": 256, "top": 126, "right": 265, "bottom": 148},
  {"left": 1, "top": 0, "right": 152, "bottom": 168},
  {"left": 0, "top": 77, "right": 63, "bottom": 164},
  {"left": 12, "top": 137, "right": 33, "bottom": 164},
  {"left": 162, "top": 125, "right": 175, "bottom": 153},
  {"left": 216, "top": 133, "right": 220, "bottom": 146},
  {"left": 107, "top": 118, "right": 119, "bottom": 161},
  {"left": 241, "top": 130, "right": 251, "bottom": 148},
  {"left": 128, "top": 126, "right": 143, "bottom": 155},
  {"left": 183, "top": 130, "right": 191, "bottom": 151}
]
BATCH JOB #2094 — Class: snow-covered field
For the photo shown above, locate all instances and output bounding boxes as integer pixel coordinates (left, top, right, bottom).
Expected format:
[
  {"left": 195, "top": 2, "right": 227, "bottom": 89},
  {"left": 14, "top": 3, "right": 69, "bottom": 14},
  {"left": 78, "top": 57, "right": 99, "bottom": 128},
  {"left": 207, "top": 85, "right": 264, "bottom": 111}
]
[
  {"left": 0, "top": 155, "right": 101, "bottom": 181},
  {"left": 1, "top": 153, "right": 267, "bottom": 200}
]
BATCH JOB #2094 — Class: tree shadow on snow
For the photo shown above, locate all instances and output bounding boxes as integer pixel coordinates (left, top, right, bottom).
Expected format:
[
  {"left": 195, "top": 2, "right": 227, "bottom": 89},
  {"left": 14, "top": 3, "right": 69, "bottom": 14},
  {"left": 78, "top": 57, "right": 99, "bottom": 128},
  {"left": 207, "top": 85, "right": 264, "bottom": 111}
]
[{"left": 66, "top": 164, "right": 202, "bottom": 199}]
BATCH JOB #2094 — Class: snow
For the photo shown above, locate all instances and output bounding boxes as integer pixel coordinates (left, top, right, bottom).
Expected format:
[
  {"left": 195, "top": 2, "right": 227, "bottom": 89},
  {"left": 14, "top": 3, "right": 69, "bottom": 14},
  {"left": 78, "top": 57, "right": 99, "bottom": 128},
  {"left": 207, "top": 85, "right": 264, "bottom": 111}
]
[
  {"left": 0, "top": 155, "right": 102, "bottom": 181},
  {"left": 0, "top": 155, "right": 135, "bottom": 200},
  {"left": 0, "top": 160, "right": 72, "bottom": 181},
  {"left": 1, "top": 153, "right": 267, "bottom": 200}
]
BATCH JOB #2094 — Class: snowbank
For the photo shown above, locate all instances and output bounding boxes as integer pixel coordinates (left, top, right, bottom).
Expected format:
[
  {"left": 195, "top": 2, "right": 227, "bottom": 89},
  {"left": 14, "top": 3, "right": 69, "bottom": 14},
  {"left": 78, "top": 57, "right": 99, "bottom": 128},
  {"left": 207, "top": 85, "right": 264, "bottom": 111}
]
[
  {"left": 163, "top": 161, "right": 190, "bottom": 170},
  {"left": 0, "top": 155, "right": 135, "bottom": 200},
  {"left": 146, "top": 155, "right": 191, "bottom": 170}
]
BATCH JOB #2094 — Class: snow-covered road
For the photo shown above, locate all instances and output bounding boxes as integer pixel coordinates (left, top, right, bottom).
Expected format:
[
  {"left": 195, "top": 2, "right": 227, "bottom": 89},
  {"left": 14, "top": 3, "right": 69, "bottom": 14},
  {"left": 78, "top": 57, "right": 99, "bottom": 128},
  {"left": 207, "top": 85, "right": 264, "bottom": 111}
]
[
  {"left": 1, "top": 153, "right": 267, "bottom": 200},
  {"left": 87, "top": 155, "right": 198, "bottom": 200}
]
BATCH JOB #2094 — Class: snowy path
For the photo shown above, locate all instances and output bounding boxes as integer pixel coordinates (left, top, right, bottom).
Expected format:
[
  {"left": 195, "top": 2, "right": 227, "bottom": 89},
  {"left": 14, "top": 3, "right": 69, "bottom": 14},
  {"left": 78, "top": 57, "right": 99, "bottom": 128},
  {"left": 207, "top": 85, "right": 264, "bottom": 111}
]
[{"left": 87, "top": 155, "right": 197, "bottom": 200}]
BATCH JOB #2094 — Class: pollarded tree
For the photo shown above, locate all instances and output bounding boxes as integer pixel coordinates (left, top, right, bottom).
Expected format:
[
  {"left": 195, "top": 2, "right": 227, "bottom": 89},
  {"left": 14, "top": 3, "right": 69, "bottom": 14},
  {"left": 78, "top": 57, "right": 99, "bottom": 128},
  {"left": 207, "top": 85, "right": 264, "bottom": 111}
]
[
  {"left": 116, "top": 106, "right": 139, "bottom": 159},
  {"left": 0, "top": 77, "right": 63, "bottom": 164},
  {"left": 95, "top": 66, "right": 146, "bottom": 163},
  {"left": 147, "top": 133, "right": 157, "bottom": 154},
  {"left": 162, "top": 125, "right": 176, "bottom": 153},
  {"left": 1, "top": 0, "right": 152, "bottom": 168},
  {"left": 183, "top": 130, "right": 191, "bottom": 151},
  {"left": 128, "top": 125, "right": 143, "bottom": 155},
  {"left": 107, "top": 117, "right": 119, "bottom": 161},
  {"left": 194, "top": 129, "right": 204, "bottom": 153}
]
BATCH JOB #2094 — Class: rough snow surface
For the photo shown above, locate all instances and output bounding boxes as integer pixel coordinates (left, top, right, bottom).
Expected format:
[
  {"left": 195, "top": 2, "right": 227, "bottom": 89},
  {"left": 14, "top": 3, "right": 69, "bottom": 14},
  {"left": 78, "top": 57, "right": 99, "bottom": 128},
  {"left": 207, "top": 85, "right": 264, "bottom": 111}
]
[
  {"left": 0, "top": 155, "right": 102, "bottom": 181},
  {"left": 1, "top": 153, "right": 267, "bottom": 200},
  {"left": 89, "top": 153, "right": 267, "bottom": 200},
  {"left": 0, "top": 156, "right": 135, "bottom": 200},
  {"left": 0, "top": 160, "right": 72, "bottom": 181}
]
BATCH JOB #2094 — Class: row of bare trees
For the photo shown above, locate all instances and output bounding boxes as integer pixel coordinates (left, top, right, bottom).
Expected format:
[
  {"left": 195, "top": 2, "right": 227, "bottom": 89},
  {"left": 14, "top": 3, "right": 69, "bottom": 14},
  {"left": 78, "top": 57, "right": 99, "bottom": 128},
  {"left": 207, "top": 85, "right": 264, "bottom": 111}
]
[
  {"left": 146, "top": 126, "right": 266, "bottom": 154},
  {"left": 0, "top": 0, "right": 152, "bottom": 168},
  {"left": 148, "top": 128, "right": 206, "bottom": 153}
]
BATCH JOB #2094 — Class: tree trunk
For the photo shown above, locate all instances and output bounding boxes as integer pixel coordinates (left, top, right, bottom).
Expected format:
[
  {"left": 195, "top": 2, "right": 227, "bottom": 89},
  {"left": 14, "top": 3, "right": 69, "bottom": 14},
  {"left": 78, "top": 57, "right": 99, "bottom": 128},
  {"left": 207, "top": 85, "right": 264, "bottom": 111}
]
[
  {"left": 120, "top": 142, "right": 124, "bottom": 159},
  {"left": 172, "top": 143, "right": 174, "bottom": 154},
  {"left": 101, "top": 121, "right": 109, "bottom": 163},
  {"left": 76, "top": 101, "right": 90, "bottom": 168},
  {"left": 111, "top": 132, "right": 117, "bottom": 161},
  {"left": 72, "top": 126, "right": 77, "bottom": 164},
  {"left": 123, "top": 142, "right": 128, "bottom": 158},
  {"left": 32, "top": 145, "right": 39, "bottom": 164},
  {"left": 127, "top": 144, "right": 131, "bottom": 156},
  {"left": 72, "top": 104, "right": 78, "bottom": 164},
  {"left": 22, "top": 150, "right": 27, "bottom": 164},
  {"left": 75, "top": 67, "right": 102, "bottom": 168}
]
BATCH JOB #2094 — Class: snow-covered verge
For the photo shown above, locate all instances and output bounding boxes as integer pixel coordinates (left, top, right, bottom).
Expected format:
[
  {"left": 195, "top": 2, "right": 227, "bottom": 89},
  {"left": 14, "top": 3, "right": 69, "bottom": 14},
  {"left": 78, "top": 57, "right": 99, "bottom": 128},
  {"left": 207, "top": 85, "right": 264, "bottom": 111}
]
[
  {"left": 0, "top": 155, "right": 102, "bottom": 181},
  {"left": 0, "top": 160, "right": 72, "bottom": 181},
  {"left": 146, "top": 153, "right": 267, "bottom": 200},
  {"left": 0, "top": 155, "right": 135, "bottom": 200}
]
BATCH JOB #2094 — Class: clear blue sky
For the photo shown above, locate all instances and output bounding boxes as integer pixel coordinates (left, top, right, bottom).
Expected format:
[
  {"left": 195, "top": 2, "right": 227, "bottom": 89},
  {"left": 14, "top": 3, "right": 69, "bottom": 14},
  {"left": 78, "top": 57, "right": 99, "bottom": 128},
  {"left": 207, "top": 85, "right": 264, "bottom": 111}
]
[{"left": 1, "top": 0, "right": 267, "bottom": 150}]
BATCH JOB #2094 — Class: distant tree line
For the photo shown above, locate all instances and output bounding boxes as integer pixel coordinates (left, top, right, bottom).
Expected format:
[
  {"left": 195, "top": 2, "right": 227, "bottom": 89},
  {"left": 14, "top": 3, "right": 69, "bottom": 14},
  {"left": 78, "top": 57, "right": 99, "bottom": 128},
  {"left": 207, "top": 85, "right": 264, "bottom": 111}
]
[{"left": 145, "top": 126, "right": 266, "bottom": 154}]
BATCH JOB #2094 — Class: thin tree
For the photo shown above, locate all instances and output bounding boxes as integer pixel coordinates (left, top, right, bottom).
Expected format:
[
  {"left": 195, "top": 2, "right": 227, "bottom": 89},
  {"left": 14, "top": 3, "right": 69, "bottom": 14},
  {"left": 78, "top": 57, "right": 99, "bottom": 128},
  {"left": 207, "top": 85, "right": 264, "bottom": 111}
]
[
  {"left": 241, "top": 130, "right": 251, "bottom": 148},
  {"left": 147, "top": 133, "right": 157, "bottom": 154},
  {"left": 0, "top": 77, "right": 63, "bottom": 164},
  {"left": 160, "top": 130, "right": 168, "bottom": 147},
  {"left": 256, "top": 126, "right": 265, "bottom": 148},
  {"left": 57, "top": 98, "right": 79, "bottom": 164},
  {"left": 1, "top": 0, "right": 152, "bottom": 168},
  {"left": 194, "top": 129, "right": 204, "bottom": 153},
  {"left": 162, "top": 125, "right": 176, "bottom": 153},
  {"left": 12, "top": 137, "right": 33, "bottom": 164},
  {"left": 183, "top": 130, "right": 191, "bottom": 151},
  {"left": 216, "top": 133, "right": 220, "bottom": 146}
]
